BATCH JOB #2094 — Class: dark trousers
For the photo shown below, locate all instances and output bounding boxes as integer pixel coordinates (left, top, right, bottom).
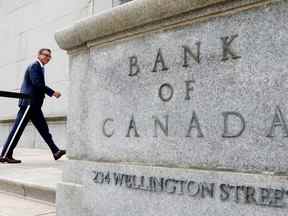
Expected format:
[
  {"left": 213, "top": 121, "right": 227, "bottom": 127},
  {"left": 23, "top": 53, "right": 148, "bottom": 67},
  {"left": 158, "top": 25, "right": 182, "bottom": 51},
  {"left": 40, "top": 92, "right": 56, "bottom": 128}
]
[{"left": 1, "top": 105, "right": 59, "bottom": 158}]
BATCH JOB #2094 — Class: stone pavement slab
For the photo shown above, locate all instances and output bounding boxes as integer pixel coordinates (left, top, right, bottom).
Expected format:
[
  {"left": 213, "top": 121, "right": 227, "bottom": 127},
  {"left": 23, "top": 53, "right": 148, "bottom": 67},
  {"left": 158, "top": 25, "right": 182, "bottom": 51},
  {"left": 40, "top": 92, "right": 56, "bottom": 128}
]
[{"left": 0, "top": 191, "right": 55, "bottom": 216}]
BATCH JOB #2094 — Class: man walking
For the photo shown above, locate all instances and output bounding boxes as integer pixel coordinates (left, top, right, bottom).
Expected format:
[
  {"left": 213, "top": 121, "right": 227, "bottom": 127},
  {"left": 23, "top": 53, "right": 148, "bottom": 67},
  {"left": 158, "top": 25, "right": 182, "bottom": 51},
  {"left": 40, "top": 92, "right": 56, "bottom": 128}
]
[{"left": 0, "top": 48, "right": 66, "bottom": 163}]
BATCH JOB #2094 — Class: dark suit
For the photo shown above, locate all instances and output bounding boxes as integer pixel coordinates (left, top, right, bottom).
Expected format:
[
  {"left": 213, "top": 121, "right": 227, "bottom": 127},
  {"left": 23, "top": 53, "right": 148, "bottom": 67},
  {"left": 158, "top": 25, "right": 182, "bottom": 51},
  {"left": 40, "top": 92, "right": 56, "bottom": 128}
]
[
  {"left": 1, "top": 60, "right": 60, "bottom": 158},
  {"left": 18, "top": 61, "right": 54, "bottom": 107}
]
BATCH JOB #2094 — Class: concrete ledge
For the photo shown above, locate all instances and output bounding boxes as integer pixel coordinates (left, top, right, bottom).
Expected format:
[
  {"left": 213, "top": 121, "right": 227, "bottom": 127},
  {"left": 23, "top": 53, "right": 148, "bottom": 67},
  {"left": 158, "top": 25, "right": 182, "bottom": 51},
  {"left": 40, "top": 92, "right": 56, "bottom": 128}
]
[
  {"left": 0, "top": 177, "right": 55, "bottom": 204},
  {"left": 55, "top": 0, "right": 273, "bottom": 51}
]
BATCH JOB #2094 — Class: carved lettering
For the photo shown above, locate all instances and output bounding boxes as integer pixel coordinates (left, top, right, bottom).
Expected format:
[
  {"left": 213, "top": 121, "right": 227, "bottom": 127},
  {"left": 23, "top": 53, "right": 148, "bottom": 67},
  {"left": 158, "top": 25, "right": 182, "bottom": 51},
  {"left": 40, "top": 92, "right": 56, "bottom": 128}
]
[
  {"left": 93, "top": 171, "right": 104, "bottom": 184},
  {"left": 266, "top": 106, "right": 288, "bottom": 137},
  {"left": 152, "top": 48, "right": 169, "bottom": 72},
  {"left": 92, "top": 171, "right": 288, "bottom": 209},
  {"left": 235, "top": 186, "right": 244, "bottom": 203},
  {"left": 182, "top": 42, "right": 201, "bottom": 67},
  {"left": 244, "top": 186, "right": 256, "bottom": 204},
  {"left": 150, "top": 177, "right": 165, "bottom": 192},
  {"left": 185, "top": 80, "right": 195, "bottom": 100},
  {"left": 221, "top": 34, "right": 241, "bottom": 61},
  {"left": 222, "top": 111, "right": 246, "bottom": 138},
  {"left": 165, "top": 179, "right": 177, "bottom": 194},
  {"left": 220, "top": 184, "right": 230, "bottom": 201},
  {"left": 187, "top": 181, "right": 200, "bottom": 197},
  {"left": 126, "top": 115, "right": 140, "bottom": 137},
  {"left": 129, "top": 56, "right": 140, "bottom": 76},
  {"left": 159, "top": 83, "right": 174, "bottom": 102},
  {"left": 153, "top": 115, "right": 169, "bottom": 137},
  {"left": 125, "top": 175, "right": 135, "bottom": 188},
  {"left": 272, "top": 189, "right": 285, "bottom": 207},
  {"left": 186, "top": 111, "right": 204, "bottom": 137},
  {"left": 201, "top": 183, "right": 215, "bottom": 198},
  {"left": 259, "top": 187, "right": 271, "bottom": 205},
  {"left": 102, "top": 118, "right": 114, "bottom": 137},
  {"left": 114, "top": 173, "right": 125, "bottom": 186}
]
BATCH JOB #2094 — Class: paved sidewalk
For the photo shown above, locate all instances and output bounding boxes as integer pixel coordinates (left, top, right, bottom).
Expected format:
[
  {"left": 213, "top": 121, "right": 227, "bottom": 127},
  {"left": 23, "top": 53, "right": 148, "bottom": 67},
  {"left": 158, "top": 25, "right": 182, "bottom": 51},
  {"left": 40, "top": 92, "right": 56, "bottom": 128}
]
[
  {"left": 0, "top": 191, "right": 55, "bottom": 216},
  {"left": 0, "top": 148, "right": 65, "bottom": 203}
]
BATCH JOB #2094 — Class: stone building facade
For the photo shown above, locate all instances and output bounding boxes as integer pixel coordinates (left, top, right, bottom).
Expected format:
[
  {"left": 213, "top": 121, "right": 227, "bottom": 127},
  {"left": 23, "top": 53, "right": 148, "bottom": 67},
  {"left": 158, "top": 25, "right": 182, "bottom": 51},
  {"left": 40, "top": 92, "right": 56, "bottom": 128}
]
[{"left": 0, "top": 0, "right": 131, "bottom": 150}]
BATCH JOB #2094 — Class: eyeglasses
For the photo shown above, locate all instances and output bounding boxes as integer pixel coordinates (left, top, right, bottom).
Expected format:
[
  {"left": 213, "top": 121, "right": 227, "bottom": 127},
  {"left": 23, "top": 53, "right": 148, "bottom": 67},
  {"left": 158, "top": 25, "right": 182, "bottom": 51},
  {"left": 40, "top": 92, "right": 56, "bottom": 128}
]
[{"left": 41, "top": 53, "right": 52, "bottom": 58}]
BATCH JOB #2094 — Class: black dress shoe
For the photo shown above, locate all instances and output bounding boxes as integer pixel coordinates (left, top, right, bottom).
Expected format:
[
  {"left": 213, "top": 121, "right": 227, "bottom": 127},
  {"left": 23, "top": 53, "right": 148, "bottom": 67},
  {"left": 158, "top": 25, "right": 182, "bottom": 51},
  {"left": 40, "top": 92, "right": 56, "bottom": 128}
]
[
  {"left": 4, "top": 157, "right": 22, "bottom": 164},
  {"left": 0, "top": 157, "right": 6, "bottom": 163},
  {"left": 53, "top": 150, "right": 66, "bottom": 160}
]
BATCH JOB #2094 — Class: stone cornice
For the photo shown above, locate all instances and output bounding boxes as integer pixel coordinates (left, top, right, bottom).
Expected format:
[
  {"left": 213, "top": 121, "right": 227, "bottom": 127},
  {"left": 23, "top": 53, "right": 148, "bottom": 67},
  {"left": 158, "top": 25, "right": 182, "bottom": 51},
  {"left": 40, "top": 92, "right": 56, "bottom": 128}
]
[{"left": 55, "top": 0, "right": 273, "bottom": 51}]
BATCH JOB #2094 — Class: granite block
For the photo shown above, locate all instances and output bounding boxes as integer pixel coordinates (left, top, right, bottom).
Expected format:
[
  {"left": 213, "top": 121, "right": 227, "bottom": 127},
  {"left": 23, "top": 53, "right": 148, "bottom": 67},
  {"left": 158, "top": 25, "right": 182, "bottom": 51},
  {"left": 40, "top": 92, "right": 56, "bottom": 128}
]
[
  {"left": 65, "top": 1, "right": 288, "bottom": 173},
  {"left": 58, "top": 160, "right": 288, "bottom": 216}
]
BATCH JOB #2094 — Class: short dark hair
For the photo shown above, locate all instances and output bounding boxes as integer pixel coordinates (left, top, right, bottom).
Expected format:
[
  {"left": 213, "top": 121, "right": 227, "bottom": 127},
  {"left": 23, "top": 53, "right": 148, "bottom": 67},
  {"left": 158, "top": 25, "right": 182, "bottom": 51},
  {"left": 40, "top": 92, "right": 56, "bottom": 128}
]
[{"left": 38, "top": 48, "right": 51, "bottom": 55}]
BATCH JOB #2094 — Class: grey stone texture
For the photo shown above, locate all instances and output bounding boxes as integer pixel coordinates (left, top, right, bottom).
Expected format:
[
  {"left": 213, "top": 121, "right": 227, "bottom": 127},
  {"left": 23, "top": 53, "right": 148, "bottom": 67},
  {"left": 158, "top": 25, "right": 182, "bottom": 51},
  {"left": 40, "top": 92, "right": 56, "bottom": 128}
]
[
  {"left": 58, "top": 160, "right": 288, "bottom": 216},
  {"left": 66, "top": 48, "right": 90, "bottom": 160},
  {"left": 62, "top": 0, "right": 288, "bottom": 173},
  {"left": 55, "top": 0, "right": 288, "bottom": 215}
]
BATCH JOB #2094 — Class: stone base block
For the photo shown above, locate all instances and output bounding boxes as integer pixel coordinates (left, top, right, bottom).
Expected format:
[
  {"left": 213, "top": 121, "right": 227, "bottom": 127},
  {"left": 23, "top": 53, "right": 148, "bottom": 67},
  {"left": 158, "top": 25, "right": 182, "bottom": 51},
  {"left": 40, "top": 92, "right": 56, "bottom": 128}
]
[{"left": 57, "top": 160, "right": 288, "bottom": 216}]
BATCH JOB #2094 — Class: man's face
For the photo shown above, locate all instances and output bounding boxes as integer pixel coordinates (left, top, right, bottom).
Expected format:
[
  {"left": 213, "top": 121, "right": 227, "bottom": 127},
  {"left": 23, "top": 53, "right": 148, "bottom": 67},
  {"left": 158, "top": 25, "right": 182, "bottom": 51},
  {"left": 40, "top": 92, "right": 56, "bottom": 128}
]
[{"left": 38, "top": 50, "right": 52, "bottom": 65}]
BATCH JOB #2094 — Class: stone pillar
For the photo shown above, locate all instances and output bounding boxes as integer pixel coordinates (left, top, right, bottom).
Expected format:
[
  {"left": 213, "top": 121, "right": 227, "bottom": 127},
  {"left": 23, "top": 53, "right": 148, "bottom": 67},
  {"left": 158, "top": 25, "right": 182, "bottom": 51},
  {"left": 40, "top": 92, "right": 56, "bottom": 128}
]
[{"left": 55, "top": 0, "right": 288, "bottom": 215}]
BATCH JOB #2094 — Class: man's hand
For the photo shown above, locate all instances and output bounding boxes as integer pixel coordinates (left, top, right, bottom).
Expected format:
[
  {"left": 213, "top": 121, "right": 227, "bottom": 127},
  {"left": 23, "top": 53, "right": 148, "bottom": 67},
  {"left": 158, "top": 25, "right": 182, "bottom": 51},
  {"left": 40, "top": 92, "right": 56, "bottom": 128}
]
[{"left": 53, "top": 91, "right": 61, "bottom": 98}]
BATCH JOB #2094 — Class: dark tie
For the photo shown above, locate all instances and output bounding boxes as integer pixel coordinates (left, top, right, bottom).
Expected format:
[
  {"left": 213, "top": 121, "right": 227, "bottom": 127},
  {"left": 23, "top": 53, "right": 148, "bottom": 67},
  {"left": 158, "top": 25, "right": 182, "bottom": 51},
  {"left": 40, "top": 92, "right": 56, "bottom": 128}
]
[{"left": 42, "top": 67, "right": 45, "bottom": 82}]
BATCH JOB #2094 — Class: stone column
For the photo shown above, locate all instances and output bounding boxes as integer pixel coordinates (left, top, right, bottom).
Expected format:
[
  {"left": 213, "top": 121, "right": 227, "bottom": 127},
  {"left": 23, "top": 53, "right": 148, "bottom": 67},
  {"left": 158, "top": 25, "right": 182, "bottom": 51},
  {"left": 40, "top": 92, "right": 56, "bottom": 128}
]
[{"left": 55, "top": 0, "right": 288, "bottom": 215}]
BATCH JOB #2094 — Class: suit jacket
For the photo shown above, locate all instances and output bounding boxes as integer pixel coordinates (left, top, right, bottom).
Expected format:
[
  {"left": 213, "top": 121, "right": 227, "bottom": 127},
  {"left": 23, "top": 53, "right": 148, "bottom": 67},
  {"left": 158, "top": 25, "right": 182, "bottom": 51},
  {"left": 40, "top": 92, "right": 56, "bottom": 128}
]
[{"left": 18, "top": 61, "right": 55, "bottom": 108}]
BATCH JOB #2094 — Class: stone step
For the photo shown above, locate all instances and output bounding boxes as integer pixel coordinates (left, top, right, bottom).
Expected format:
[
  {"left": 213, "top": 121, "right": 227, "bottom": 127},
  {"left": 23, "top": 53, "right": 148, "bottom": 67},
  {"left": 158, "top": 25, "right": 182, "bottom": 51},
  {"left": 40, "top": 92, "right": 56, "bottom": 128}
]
[
  {"left": 0, "top": 177, "right": 56, "bottom": 203},
  {"left": 0, "top": 148, "right": 65, "bottom": 204}
]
